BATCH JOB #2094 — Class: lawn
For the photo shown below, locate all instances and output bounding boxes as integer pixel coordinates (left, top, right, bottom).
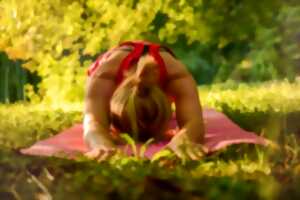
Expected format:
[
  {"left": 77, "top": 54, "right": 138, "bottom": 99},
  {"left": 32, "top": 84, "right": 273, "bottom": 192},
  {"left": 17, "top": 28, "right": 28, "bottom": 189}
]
[{"left": 1, "top": 81, "right": 300, "bottom": 200}]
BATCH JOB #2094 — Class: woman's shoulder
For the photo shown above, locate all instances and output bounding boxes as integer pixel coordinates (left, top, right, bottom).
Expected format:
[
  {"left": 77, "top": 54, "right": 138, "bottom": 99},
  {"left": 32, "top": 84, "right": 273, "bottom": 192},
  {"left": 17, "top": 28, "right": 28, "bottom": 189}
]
[
  {"left": 160, "top": 51, "right": 190, "bottom": 81},
  {"left": 90, "top": 48, "right": 130, "bottom": 79}
]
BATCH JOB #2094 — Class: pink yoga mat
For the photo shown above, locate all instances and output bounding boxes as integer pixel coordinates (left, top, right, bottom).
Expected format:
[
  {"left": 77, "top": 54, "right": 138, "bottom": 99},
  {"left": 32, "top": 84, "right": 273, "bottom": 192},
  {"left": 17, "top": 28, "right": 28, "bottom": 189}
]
[{"left": 20, "top": 108, "right": 268, "bottom": 159}]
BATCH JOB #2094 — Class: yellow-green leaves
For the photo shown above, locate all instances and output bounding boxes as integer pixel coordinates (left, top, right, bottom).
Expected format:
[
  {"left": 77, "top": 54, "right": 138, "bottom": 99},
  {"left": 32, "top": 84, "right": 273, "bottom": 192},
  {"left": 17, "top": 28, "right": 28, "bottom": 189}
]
[
  {"left": 0, "top": 0, "right": 291, "bottom": 105},
  {"left": 200, "top": 80, "right": 300, "bottom": 114}
]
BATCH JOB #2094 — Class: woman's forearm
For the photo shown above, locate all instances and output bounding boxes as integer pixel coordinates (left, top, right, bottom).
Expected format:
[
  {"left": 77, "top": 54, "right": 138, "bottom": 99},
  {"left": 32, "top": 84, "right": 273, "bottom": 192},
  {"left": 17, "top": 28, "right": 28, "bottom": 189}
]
[
  {"left": 83, "top": 114, "right": 115, "bottom": 149},
  {"left": 84, "top": 130, "right": 115, "bottom": 149},
  {"left": 180, "top": 117, "right": 205, "bottom": 144}
]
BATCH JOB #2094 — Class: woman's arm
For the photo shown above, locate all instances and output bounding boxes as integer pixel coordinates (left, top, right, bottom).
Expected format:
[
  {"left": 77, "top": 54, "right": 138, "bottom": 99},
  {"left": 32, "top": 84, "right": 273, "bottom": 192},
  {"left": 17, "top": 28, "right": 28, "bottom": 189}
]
[
  {"left": 164, "top": 56, "right": 206, "bottom": 159},
  {"left": 83, "top": 52, "right": 123, "bottom": 149},
  {"left": 83, "top": 77, "right": 116, "bottom": 149},
  {"left": 166, "top": 73, "right": 205, "bottom": 143},
  {"left": 165, "top": 55, "right": 205, "bottom": 142}
]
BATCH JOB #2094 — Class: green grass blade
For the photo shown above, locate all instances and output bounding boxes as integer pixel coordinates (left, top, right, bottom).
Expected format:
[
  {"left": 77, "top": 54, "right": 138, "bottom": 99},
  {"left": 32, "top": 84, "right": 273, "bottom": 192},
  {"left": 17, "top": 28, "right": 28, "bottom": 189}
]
[{"left": 120, "top": 134, "right": 138, "bottom": 158}]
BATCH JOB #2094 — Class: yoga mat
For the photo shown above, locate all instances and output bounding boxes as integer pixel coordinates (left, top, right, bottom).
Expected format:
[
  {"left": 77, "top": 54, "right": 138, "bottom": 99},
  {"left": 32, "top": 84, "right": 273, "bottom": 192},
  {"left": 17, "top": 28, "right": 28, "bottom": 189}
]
[{"left": 20, "top": 108, "right": 268, "bottom": 159}]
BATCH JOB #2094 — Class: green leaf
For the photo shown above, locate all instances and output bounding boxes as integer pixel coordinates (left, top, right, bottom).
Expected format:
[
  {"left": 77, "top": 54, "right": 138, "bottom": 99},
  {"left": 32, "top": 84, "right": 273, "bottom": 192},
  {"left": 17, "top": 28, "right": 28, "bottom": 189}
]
[
  {"left": 151, "top": 148, "right": 174, "bottom": 162},
  {"left": 139, "top": 138, "right": 154, "bottom": 159},
  {"left": 120, "top": 133, "right": 138, "bottom": 158}
]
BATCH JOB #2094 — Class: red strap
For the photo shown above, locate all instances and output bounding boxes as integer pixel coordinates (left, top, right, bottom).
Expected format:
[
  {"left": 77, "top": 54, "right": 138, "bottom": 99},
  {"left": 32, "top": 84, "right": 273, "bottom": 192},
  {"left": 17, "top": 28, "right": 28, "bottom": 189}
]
[
  {"left": 149, "top": 44, "right": 167, "bottom": 87},
  {"left": 87, "top": 48, "right": 116, "bottom": 77},
  {"left": 88, "top": 41, "right": 173, "bottom": 88},
  {"left": 87, "top": 54, "right": 104, "bottom": 76},
  {"left": 116, "top": 41, "right": 169, "bottom": 87},
  {"left": 116, "top": 41, "right": 144, "bottom": 84}
]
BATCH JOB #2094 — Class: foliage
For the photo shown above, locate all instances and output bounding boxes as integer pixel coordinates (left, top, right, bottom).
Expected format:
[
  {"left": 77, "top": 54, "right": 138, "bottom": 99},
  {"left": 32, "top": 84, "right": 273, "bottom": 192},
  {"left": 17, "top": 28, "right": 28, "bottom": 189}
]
[
  {"left": 199, "top": 80, "right": 300, "bottom": 136},
  {"left": 1, "top": 0, "right": 299, "bottom": 104},
  {"left": 200, "top": 80, "right": 300, "bottom": 113},
  {"left": 172, "top": 2, "right": 300, "bottom": 84},
  {"left": 0, "top": 103, "right": 82, "bottom": 149},
  {"left": 0, "top": 137, "right": 299, "bottom": 199},
  {"left": 0, "top": 148, "right": 279, "bottom": 200},
  {"left": 232, "top": 4, "right": 300, "bottom": 82}
]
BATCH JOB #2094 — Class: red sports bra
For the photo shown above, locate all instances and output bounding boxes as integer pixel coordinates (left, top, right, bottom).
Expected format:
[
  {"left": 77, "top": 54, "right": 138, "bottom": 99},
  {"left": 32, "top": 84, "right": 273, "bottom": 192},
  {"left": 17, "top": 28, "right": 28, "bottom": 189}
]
[{"left": 87, "top": 41, "right": 175, "bottom": 87}]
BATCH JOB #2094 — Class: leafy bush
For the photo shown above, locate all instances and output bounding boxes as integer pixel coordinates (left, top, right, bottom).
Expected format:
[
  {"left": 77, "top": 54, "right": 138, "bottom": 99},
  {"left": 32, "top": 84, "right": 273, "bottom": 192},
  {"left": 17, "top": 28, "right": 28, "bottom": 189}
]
[
  {"left": 0, "top": 149, "right": 277, "bottom": 200},
  {"left": 0, "top": 139, "right": 299, "bottom": 199},
  {"left": 0, "top": 103, "right": 82, "bottom": 149},
  {"left": 200, "top": 80, "right": 300, "bottom": 136}
]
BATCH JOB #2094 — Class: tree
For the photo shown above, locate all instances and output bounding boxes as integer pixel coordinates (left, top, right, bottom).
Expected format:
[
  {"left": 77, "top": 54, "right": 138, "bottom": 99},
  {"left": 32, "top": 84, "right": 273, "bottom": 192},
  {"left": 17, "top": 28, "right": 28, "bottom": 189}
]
[{"left": 0, "top": 0, "right": 295, "bottom": 104}]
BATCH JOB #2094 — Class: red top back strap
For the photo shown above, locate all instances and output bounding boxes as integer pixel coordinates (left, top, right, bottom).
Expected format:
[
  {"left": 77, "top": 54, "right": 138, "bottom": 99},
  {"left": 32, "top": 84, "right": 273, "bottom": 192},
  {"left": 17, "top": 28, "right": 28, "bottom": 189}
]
[
  {"left": 87, "top": 47, "right": 118, "bottom": 77},
  {"left": 87, "top": 41, "right": 175, "bottom": 87}
]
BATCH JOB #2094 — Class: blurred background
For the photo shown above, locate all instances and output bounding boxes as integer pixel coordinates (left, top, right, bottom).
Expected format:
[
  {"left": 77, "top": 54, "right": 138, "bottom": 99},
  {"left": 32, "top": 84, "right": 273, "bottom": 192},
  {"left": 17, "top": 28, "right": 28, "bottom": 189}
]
[
  {"left": 1, "top": 1, "right": 300, "bottom": 199},
  {"left": 0, "top": 0, "right": 299, "bottom": 104}
]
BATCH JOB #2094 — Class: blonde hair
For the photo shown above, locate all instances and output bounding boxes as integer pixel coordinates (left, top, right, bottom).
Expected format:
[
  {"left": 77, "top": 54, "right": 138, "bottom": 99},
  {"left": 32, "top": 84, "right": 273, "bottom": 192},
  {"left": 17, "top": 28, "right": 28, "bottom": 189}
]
[{"left": 110, "top": 55, "right": 172, "bottom": 141}]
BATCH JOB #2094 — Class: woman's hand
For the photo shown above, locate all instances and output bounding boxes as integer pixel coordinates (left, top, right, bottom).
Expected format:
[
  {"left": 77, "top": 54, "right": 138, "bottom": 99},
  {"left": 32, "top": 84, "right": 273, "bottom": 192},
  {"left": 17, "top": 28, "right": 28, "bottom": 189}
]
[
  {"left": 166, "top": 129, "right": 207, "bottom": 160},
  {"left": 85, "top": 145, "right": 117, "bottom": 162},
  {"left": 84, "top": 130, "right": 117, "bottom": 162}
]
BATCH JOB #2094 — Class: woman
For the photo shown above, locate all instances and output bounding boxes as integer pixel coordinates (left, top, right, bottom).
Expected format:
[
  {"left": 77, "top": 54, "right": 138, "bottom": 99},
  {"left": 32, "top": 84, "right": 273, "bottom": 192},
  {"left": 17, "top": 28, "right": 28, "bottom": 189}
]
[{"left": 83, "top": 41, "right": 207, "bottom": 161}]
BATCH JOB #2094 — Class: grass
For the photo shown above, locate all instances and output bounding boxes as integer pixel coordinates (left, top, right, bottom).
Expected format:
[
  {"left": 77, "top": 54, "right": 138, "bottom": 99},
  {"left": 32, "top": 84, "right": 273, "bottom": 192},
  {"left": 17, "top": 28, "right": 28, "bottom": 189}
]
[{"left": 0, "top": 80, "right": 300, "bottom": 199}]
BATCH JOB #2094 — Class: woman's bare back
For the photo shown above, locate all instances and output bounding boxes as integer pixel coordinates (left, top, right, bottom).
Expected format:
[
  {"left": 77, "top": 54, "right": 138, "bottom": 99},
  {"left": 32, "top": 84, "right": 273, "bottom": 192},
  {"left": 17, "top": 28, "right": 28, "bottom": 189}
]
[{"left": 88, "top": 47, "right": 190, "bottom": 94}]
